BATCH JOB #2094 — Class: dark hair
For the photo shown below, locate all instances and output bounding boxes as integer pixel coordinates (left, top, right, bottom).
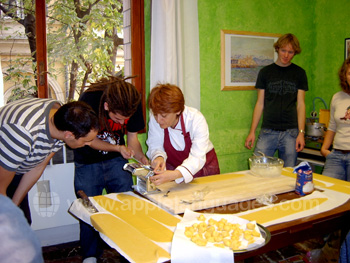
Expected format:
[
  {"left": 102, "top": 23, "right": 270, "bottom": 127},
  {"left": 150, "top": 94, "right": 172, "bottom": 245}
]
[
  {"left": 85, "top": 76, "right": 141, "bottom": 131},
  {"left": 273, "top": 33, "right": 301, "bottom": 55},
  {"left": 54, "top": 101, "right": 99, "bottom": 139},
  {"left": 148, "top": 83, "right": 185, "bottom": 115},
  {"left": 339, "top": 57, "right": 350, "bottom": 93}
]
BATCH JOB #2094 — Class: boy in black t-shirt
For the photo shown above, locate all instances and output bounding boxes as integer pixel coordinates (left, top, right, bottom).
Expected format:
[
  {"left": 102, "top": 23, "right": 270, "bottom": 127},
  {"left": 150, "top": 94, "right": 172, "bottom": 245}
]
[
  {"left": 73, "top": 76, "right": 148, "bottom": 263},
  {"left": 245, "top": 33, "right": 308, "bottom": 167}
]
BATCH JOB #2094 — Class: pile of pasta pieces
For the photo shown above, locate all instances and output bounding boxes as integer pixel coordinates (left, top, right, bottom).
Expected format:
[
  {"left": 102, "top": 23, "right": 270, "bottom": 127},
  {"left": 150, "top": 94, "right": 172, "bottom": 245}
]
[{"left": 184, "top": 214, "right": 262, "bottom": 251}]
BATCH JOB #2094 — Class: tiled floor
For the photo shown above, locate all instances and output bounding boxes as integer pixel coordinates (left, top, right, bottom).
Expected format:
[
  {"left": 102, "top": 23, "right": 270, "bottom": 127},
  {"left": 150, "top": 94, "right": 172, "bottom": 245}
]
[
  {"left": 42, "top": 241, "right": 126, "bottom": 263},
  {"left": 42, "top": 233, "right": 340, "bottom": 263}
]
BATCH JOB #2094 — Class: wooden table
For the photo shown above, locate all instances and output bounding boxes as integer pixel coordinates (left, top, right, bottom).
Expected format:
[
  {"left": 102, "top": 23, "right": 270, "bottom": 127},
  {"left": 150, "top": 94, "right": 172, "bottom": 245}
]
[
  {"left": 70, "top": 170, "right": 350, "bottom": 263},
  {"left": 198, "top": 191, "right": 350, "bottom": 261},
  {"left": 142, "top": 170, "right": 350, "bottom": 262}
]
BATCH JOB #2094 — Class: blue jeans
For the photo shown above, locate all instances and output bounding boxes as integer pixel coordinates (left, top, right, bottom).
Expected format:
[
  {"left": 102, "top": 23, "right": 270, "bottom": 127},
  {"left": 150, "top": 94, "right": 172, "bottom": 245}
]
[
  {"left": 339, "top": 230, "right": 350, "bottom": 263},
  {"left": 74, "top": 157, "right": 133, "bottom": 259},
  {"left": 254, "top": 128, "right": 298, "bottom": 167},
  {"left": 322, "top": 150, "right": 350, "bottom": 181}
]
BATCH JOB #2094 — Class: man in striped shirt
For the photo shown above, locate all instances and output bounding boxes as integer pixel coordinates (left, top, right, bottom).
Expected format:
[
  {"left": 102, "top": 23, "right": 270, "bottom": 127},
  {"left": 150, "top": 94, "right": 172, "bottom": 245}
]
[{"left": 0, "top": 98, "right": 99, "bottom": 222}]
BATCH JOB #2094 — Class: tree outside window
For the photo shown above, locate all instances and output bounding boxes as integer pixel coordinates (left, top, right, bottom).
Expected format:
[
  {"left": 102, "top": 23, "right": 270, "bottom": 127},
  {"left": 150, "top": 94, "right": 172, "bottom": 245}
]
[{"left": 0, "top": 0, "right": 125, "bottom": 102}]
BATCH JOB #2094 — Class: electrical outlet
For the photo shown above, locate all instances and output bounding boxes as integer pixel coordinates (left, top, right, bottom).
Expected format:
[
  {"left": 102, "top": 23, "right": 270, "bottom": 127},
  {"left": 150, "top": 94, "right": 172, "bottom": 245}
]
[{"left": 37, "top": 180, "right": 52, "bottom": 208}]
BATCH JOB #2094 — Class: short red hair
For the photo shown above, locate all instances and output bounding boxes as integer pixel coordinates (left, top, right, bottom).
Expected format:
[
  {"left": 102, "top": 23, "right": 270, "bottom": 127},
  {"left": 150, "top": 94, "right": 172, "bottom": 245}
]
[{"left": 148, "top": 83, "right": 185, "bottom": 115}]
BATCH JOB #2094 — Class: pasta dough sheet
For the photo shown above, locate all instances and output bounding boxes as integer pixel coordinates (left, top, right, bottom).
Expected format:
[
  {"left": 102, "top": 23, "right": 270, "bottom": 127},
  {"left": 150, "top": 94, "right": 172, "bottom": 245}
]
[
  {"left": 116, "top": 193, "right": 180, "bottom": 226},
  {"left": 93, "top": 195, "right": 176, "bottom": 243},
  {"left": 239, "top": 198, "right": 328, "bottom": 223},
  {"left": 91, "top": 213, "right": 170, "bottom": 263}
]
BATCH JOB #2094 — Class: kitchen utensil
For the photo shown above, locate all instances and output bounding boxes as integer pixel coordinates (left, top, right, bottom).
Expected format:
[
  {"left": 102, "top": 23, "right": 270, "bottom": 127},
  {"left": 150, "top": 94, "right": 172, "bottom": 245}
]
[
  {"left": 130, "top": 156, "right": 153, "bottom": 168},
  {"left": 129, "top": 156, "right": 154, "bottom": 171},
  {"left": 123, "top": 162, "right": 159, "bottom": 195},
  {"left": 305, "top": 122, "right": 326, "bottom": 137},
  {"left": 77, "top": 190, "right": 99, "bottom": 213},
  {"left": 180, "top": 199, "right": 204, "bottom": 204},
  {"left": 307, "top": 97, "right": 329, "bottom": 134},
  {"left": 249, "top": 152, "right": 284, "bottom": 178},
  {"left": 129, "top": 156, "right": 143, "bottom": 165}
]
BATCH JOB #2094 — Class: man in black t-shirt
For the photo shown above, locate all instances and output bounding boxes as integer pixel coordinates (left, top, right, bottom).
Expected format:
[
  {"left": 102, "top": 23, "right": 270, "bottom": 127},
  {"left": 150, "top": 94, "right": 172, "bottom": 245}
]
[
  {"left": 245, "top": 33, "right": 308, "bottom": 167},
  {"left": 73, "top": 77, "right": 148, "bottom": 263}
]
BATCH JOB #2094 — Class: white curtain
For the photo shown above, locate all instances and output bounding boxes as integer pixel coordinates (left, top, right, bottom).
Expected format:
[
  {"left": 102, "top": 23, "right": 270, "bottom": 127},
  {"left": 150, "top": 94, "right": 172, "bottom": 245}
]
[
  {"left": 150, "top": 0, "right": 200, "bottom": 110},
  {"left": 0, "top": 57, "right": 4, "bottom": 107}
]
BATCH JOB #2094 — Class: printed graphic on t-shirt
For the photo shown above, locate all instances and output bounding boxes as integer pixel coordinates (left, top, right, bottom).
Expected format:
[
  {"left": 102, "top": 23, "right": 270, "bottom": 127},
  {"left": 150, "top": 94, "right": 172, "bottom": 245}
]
[
  {"left": 268, "top": 80, "right": 297, "bottom": 95},
  {"left": 96, "top": 118, "right": 129, "bottom": 154},
  {"left": 340, "top": 106, "right": 350, "bottom": 121},
  {"left": 97, "top": 131, "right": 119, "bottom": 155}
]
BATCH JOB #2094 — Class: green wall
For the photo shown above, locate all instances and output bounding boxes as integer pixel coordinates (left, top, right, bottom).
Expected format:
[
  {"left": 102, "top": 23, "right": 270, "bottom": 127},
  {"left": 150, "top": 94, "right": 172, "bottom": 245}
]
[
  {"left": 313, "top": 0, "right": 349, "bottom": 105},
  {"left": 143, "top": 0, "right": 350, "bottom": 174}
]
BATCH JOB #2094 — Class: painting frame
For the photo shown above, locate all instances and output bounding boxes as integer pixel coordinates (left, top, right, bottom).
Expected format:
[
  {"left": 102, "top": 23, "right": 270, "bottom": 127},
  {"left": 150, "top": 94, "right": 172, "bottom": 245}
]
[
  {"left": 345, "top": 38, "right": 350, "bottom": 59},
  {"left": 221, "top": 30, "right": 281, "bottom": 91}
]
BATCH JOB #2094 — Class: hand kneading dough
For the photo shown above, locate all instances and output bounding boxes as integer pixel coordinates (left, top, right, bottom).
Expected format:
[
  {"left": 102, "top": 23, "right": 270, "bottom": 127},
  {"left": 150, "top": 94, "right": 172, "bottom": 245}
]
[
  {"left": 91, "top": 213, "right": 170, "bottom": 263},
  {"left": 93, "top": 195, "right": 175, "bottom": 243}
]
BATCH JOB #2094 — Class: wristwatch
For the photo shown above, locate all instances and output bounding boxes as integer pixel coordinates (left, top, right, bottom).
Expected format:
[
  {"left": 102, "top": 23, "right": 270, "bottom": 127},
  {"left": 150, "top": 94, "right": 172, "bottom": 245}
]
[{"left": 299, "top": 129, "right": 305, "bottom": 134}]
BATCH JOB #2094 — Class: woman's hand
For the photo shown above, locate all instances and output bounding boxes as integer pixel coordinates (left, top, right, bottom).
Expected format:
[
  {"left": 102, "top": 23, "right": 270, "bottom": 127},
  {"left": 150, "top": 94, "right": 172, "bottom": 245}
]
[
  {"left": 150, "top": 170, "right": 182, "bottom": 186},
  {"left": 320, "top": 148, "right": 331, "bottom": 157},
  {"left": 151, "top": 156, "right": 166, "bottom": 172}
]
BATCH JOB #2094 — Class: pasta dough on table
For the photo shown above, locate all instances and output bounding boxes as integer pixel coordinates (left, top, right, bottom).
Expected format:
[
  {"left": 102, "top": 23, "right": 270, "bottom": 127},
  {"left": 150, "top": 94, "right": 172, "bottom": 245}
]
[{"left": 183, "top": 214, "right": 265, "bottom": 251}]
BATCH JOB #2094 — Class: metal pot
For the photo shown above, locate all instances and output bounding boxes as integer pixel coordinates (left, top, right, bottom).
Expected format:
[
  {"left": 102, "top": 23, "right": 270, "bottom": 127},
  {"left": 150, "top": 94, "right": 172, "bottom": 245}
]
[{"left": 305, "top": 122, "right": 326, "bottom": 137}]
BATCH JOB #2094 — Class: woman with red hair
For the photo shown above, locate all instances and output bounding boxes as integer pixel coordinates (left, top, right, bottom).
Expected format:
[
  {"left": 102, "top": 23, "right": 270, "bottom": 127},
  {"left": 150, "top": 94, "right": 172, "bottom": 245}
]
[{"left": 146, "top": 83, "right": 220, "bottom": 185}]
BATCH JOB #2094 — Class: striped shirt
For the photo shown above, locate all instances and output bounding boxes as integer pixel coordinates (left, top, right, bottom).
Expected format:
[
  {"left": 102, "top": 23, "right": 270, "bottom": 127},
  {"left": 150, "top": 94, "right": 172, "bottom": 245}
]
[{"left": 0, "top": 98, "right": 64, "bottom": 174}]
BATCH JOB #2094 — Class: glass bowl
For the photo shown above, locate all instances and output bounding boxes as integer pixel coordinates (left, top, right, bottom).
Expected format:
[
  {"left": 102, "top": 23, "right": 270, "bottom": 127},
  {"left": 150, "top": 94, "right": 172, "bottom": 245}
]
[{"left": 249, "top": 154, "right": 284, "bottom": 178}]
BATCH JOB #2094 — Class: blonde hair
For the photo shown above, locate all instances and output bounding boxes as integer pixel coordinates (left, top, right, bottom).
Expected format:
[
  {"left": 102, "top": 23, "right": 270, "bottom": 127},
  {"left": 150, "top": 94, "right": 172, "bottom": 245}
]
[{"left": 273, "top": 33, "right": 301, "bottom": 55}]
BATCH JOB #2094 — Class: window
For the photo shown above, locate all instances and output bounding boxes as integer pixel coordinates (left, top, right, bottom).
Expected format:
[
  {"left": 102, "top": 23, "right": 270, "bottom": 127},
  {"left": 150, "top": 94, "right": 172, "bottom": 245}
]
[
  {"left": 35, "top": 0, "right": 146, "bottom": 163},
  {"left": 0, "top": 0, "right": 25, "bottom": 19},
  {"left": 123, "top": 0, "right": 146, "bottom": 128}
]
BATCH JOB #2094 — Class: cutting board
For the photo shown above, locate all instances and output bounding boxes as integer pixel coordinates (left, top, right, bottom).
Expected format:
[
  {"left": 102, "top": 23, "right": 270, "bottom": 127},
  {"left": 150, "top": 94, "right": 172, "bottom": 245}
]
[{"left": 144, "top": 170, "right": 296, "bottom": 214}]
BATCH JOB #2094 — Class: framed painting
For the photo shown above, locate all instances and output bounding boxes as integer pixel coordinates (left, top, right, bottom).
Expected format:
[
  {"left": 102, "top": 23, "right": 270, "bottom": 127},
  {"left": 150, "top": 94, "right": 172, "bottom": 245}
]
[
  {"left": 345, "top": 38, "right": 350, "bottom": 59},
  {"left": 221, "top": 30, "right": 281, "bottom": 91}
]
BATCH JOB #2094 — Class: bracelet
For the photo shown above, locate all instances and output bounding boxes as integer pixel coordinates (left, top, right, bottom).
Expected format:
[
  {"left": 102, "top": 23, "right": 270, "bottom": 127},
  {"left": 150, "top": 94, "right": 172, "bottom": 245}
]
[{"left": 299, "top": 129, "right": 305, "bottom": 134}]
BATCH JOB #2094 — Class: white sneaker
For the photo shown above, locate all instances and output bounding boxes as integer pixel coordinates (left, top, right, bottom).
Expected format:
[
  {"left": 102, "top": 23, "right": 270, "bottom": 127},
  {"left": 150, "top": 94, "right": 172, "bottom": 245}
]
[{"left": 83, "top": 257, "right": 97, "bottom": 263}]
